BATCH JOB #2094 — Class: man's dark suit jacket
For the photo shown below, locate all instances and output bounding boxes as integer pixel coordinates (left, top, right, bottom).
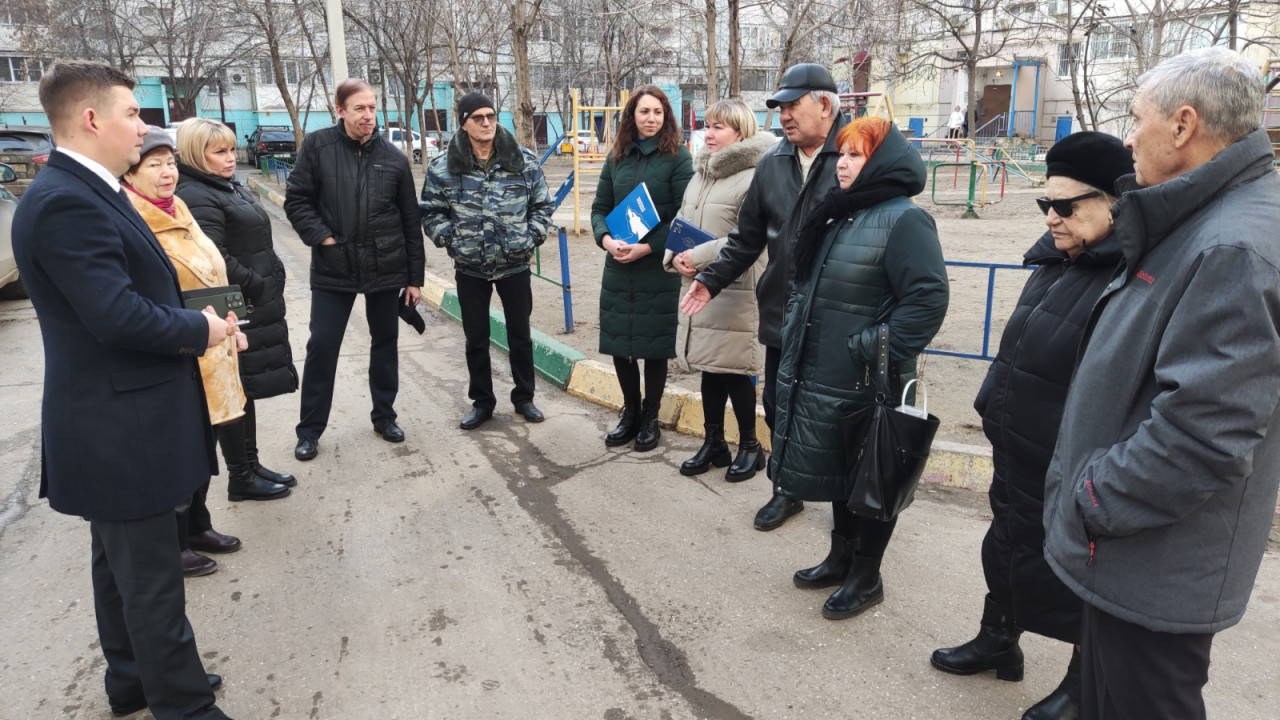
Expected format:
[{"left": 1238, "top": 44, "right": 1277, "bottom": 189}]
[{"left": 13, "top": 152, "right": 218, "bottom": 521}]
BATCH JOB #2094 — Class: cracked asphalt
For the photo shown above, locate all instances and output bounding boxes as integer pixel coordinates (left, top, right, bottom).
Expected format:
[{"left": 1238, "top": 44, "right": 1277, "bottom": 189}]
[{"left": 0, "top": 202, "right": 1276, "bottom": 719}]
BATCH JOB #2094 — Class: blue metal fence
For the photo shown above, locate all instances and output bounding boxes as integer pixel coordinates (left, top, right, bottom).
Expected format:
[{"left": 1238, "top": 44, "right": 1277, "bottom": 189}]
[
  {"left": 263, "top": 156, "right": 292, "bottom": 184},
  {"left": 532, "top": 136, "right": 577, "bottom": 333},
  {"left": 925, "top": 261, "right": 1031, "bottom": 361}
]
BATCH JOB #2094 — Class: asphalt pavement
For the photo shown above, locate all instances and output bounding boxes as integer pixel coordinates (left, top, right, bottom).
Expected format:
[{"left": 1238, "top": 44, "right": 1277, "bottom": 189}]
[{"left": 0, "top": 198, "right": 1276, "bottom": 719}]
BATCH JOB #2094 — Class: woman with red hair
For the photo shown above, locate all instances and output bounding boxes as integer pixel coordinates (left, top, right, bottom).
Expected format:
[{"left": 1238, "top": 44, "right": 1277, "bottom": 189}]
[{"left": 771, "top": 117, "right": 949, "bottom": 620}]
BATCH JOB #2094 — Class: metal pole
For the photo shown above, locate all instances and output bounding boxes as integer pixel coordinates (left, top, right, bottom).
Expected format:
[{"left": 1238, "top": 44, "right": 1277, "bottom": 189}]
[
  {"left": 558, "top": 227, "right": 574, "bottom": 333},
  {"left": 1007, "top": 64, "right": 1019, "bottom": 138},
  {"left": 325, "top": 0, "right": 349, "bottom": 85}
]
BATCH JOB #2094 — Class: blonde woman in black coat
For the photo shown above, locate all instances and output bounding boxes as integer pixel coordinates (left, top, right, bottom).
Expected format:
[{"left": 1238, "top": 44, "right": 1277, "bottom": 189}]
[{"left": 176, "top": 118, "right": 300, "bottom": 494}]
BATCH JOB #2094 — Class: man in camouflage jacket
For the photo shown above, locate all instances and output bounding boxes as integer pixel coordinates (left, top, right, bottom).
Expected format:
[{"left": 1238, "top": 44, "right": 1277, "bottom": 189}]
[{"left": 420, "top": 92, "right": 554, "bottom": 430}]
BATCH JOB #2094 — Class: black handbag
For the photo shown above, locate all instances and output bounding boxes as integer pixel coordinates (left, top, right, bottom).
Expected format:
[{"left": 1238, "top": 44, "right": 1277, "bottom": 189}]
[{"left": 840, "top": 324, "right": 940, "bottom": 521}]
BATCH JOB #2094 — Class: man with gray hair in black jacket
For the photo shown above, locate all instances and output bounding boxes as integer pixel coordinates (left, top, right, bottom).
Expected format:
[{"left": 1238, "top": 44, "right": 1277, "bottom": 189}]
[{"left": 1043, "top": 46, "right": 1280, "bottom": 718}]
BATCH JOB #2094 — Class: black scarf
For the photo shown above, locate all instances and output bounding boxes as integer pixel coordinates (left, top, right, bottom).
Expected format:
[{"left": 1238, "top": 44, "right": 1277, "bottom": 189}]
[{"left": 793, "top": 176, "right": 913, "bottom": 282}]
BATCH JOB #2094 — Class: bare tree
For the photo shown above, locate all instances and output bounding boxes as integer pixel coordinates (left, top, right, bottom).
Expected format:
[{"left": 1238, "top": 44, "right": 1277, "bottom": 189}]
[
  {"left": 508, "top": 0, "right": 546, "bottom": 147},
  {"left": 345, "top": 0, "right": 443, "bottom": 162},
  {"left": 233, "top": 0, "right": 310, "bottom": 142},
  {"left": 899, "top": 0, "right": 1035, "bottom": 136}
]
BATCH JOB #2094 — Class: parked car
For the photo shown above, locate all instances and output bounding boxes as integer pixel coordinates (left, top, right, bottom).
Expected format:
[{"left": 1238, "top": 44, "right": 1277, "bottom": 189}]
[
  {"left": 424, "top": 130, "right": 452, "bottom": 154},
  {"left": 559, "top": 129, "right": 600, "bottom": 154},
  {"left": 0, "top": 125, "right": 54, "bottom": 166},
  {"left": 245, "top": 126, "right": 297, "bottom": 165},
  {"left": 0, "top": 163, "right": 26, "bottom": 299},
  {"left": 0, "top": 135, "right": 38, "bottom": 198},
  {"left": 384, "top": 127, "right": 439, "bottom": 164}
]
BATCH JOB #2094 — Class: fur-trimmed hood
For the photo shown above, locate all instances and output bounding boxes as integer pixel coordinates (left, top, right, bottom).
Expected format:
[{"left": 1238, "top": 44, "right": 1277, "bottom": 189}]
[
  {"left": 447, "top": 124, "right": 526, "bottom": 175},
  {"left": 694, "top": 132, "right": 777, "bottom": 181}
]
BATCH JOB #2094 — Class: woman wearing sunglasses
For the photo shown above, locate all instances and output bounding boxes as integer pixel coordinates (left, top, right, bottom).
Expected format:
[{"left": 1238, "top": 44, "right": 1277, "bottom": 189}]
[{"left": 931, "top": 131, "right": 1132, "bottom": 720}]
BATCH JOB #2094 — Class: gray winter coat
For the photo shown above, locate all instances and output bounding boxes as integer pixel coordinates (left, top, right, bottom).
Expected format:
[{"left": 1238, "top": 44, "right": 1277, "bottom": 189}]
[
  {"left": 1043, "top": 127, "right": 1280, "bottom": 634},
  {"left": 662, "top": 132, "right": 775, "bottom": 375},
  {"left": 693, "top": 113, "right": 850, "bottom": 348}
]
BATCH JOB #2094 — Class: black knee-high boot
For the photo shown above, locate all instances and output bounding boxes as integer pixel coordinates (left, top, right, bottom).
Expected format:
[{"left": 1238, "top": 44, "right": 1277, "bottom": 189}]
[
  {"left": 243, "top": 399, "right": 297, "bottom": 487},
  {"left": 220, "top": 417, "right": 291, "bottom": 502}
]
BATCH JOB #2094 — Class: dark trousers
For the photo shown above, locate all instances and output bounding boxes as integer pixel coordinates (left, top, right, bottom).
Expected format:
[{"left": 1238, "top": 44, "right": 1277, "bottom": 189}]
[
  {"left": 1080, "top": 603, "right": 1213, "bottom": 720},
  {"left": 297, "top": 288, "right": 400, "bottom": 439},
  {"left": 832, "top": 502, "right": 899, "bottom": 560},
  {"left": 456, "top": 269, "right": 535, "bottom": 410},
  {"left": 700, "top": 372, "right": 756, "bottom": 432},
  {"left": 90, "top": 512, "right": 225, "bottom": 720},
  {"left": 176, "top": 480, "right": 212, "bottom": 551},
  {"left": 762, "top": 345, "right": 780, "bottom": 431},
  {"left": 612, "top": 356, "right": 668, "bottom": 407}
]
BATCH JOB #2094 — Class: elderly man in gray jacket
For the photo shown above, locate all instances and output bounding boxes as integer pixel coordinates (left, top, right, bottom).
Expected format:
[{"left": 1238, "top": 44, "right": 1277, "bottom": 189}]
[{"left": 1043, "top": 46, "right": 1280, "bottom": 718}]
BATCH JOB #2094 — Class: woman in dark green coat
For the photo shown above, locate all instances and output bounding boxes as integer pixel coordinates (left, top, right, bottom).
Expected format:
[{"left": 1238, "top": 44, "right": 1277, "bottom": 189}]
[
  {"left": 592, "top": 85, "right": 694, "bottom": 451},
  {"left": 774, "top": 118, "right": 948, "bottom": 621}
]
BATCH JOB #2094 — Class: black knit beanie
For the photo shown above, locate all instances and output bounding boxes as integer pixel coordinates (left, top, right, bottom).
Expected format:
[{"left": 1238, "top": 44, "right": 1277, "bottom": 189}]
[
  {"left": 457, "top": 92, "right": 495, "bottom": 125},
  {"left": 1045, "top": 131, "right": 1134, "bottom": 195}
]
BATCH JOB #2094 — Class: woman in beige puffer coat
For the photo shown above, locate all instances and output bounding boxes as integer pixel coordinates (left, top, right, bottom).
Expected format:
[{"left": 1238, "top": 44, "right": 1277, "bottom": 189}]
[{"left": 664, "top": 99, "right": 776, "bottom": 481}]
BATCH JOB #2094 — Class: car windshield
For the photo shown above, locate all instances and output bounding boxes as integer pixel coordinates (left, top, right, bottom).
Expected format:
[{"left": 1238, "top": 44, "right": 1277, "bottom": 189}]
[{"left": 260, "top": 132, "right": 293, "bottom": 142}]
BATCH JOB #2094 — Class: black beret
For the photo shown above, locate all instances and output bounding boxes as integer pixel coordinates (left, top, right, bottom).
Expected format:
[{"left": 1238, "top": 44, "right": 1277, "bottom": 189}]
[
  {"left": 457, "top": 92, "right": 495, "bottom": 125},
  {"left": 1045, "top": 131, "right": 1134, "bottom": 195}
]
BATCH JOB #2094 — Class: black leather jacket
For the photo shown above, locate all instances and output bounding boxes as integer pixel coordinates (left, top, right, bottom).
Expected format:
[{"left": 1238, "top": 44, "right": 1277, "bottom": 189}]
[
  {"left": 284, "top": 123, "right": 425, "bottom": 294},
  {"left": 694, "top": 112, "right": 849, "bottom": 348}
]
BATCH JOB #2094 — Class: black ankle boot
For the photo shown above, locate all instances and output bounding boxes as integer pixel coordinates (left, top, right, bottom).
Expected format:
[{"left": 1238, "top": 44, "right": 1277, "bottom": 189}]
[
  {"left": 633, "top": 399, "right": 662, "bottom": 452},
  {"left": 930, "top": 595, "right": 1025, "bottom": 681},
  {"left": 794, "top": 531, "right": 855, "bottom": 589},
  {"left": 605, "top": 404, "right": 642, "bottom": 447},
  {"left": 822, "top": 555, "right": 885, "bottom": 620},
  {"left": 725, "top": 428, "right": 765, "bottom": 482},
  {"left": 249, "top": 455, "right": 297, "bottom": 488},
  {"left": 1022, "top": 648, "right": 1081, "bottom": 720},
  {"left": 681, "top": 423, "right": 731, "bottom": 475},
  {"left": 227, "top": 463, "right": 292, "bottom": 502}
]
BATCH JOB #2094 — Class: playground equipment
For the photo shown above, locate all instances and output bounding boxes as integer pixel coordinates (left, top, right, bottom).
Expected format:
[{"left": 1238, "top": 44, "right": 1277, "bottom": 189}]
[
  {"left": 567, "top": 89, "right": 629, "bottom": 234},
  {"left": 838, "top": 91, "right": 895, "bottom": 121}
]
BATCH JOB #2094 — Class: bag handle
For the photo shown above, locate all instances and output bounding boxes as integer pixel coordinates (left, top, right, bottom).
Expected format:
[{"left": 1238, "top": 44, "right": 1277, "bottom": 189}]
[
  {"left": 872, "top": 323, "right": 891, "bottom": 402},
  {"left": 900, "top": 378, "right": 927, "bottom": 414}
]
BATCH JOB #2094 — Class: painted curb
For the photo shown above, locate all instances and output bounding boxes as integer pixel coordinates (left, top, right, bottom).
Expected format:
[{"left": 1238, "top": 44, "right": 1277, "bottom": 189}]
[{"left": 246, "top": 174, "right": 995, "bottom": 492}]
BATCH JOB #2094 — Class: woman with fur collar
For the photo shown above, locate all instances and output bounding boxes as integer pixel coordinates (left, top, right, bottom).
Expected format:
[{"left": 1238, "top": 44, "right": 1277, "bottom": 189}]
[{"left": 663, "top": 100, "right": 776, "bottom": 481}]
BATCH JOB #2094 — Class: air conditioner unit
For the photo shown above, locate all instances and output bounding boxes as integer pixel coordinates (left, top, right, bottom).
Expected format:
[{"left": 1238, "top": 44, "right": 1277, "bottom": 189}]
[
  {"left": 230, "top": 73, "right": 246, "bottom": 85},
  {"left": 1048, "top": 0, "right": 1070, "bottom": 16}
]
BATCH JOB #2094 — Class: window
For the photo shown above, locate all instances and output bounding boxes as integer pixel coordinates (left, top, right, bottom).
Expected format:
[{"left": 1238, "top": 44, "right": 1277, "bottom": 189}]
[
  {"left": 257, "top": 58, "right": 303, "bottom": 85},
  {"left": 740, "top": 69, "right": 774, "bottom": 92},
  {"left": 1057, "top": 42, "right": 1082, "bottom": 77},
  {"left": 0, "top": 56, "right": 45, "bottom": 83},
  {"left": 1165, "top": 14, "right": 1228, "bottom": 54},
  {"left": 1089, "top": 24, "right": 1139, "bottom": 61}
]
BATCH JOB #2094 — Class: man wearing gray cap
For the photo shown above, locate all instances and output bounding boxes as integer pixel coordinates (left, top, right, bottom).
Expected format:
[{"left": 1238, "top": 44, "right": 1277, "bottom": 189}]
[{"left": 680, "top": 63, "right": 848, "bottom": 531}]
